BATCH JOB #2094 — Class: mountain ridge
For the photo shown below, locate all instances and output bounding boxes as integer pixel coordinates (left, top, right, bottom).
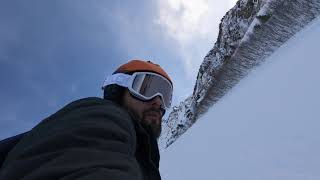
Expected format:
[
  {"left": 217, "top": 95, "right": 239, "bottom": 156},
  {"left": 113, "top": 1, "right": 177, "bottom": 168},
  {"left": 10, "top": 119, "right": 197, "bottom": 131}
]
[{"left": 160, "top": 0, "right": 320, "bottom": 149}]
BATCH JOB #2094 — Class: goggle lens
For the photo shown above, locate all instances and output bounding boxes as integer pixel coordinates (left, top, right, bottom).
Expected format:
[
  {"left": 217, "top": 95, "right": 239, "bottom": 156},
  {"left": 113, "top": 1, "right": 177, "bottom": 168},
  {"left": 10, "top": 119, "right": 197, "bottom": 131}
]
[{"left": 131, "top": 73, "right": 172, "bottom": 108}]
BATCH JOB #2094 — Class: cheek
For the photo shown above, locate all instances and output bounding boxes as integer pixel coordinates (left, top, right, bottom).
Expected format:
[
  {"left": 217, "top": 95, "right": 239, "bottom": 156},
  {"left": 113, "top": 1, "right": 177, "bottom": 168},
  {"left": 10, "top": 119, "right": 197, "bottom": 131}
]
[
  {"left": 137, "top": 104, "right": 148, "bottom": 117},
  {"left": 131, "top": 100, "right": 147, "bottom": 118}
]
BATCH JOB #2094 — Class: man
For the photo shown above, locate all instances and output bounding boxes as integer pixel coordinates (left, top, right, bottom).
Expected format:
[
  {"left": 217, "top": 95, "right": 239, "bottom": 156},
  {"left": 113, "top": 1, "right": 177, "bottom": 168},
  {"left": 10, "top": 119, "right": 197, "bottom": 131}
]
[{"left": 0, "top": 60, "right": 173, "bottom": 180}]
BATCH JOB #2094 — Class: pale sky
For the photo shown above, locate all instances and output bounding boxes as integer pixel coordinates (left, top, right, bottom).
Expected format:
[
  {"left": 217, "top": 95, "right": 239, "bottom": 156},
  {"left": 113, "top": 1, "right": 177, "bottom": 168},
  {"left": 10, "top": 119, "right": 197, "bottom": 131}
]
[{"left": 156, "top": 0, "right": 238, "bottom": 81}]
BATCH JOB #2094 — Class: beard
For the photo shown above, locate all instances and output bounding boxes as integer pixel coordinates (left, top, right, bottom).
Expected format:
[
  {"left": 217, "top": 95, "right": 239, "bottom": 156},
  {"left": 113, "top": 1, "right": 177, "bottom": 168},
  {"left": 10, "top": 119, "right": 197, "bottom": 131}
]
[{"left": 141, "top": 108, "right": 162, "bottom": 139}]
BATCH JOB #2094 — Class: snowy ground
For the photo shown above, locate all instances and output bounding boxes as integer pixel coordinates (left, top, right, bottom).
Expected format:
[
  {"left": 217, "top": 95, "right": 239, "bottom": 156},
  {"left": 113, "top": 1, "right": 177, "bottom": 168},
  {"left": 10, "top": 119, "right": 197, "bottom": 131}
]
[{"left": 160, "top": 16, "right": 320, "bottom": 180}]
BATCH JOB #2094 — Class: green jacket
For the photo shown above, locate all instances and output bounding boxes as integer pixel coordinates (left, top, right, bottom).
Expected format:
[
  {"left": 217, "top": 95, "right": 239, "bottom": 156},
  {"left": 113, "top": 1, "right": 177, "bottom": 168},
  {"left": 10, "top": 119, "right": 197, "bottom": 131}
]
[{"left": 0, "top": 97, "right": 161, "bottom": 180}]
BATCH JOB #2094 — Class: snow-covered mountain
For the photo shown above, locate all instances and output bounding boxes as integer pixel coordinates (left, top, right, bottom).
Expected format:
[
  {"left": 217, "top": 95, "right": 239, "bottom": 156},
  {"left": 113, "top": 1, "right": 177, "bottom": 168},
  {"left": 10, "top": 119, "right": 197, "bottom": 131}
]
[
  {"left": 161, "top": 13, "right": 320, "bottom": 180},
  {"left": 160, "top": 0, "right": 320, "bottom": 149}
]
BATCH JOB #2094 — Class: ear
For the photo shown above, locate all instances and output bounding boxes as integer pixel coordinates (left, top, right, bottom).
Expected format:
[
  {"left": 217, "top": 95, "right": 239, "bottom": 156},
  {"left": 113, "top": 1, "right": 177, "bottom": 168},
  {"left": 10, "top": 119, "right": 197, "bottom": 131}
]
[{"left": 103, "top": 84, "right": 126, "bottom": 105}]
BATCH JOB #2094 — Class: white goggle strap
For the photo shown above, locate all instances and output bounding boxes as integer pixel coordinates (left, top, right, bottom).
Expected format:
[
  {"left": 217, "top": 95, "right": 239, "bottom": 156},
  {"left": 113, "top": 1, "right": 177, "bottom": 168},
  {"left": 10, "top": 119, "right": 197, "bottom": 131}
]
[{"left": 102, "top": 73, "right": 132, "bottom": 89}]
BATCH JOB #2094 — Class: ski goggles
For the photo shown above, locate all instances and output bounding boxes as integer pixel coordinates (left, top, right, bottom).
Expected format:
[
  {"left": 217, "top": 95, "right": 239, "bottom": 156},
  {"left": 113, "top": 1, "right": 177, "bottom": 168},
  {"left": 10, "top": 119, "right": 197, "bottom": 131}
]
[{"left": 102, "top": 72, "right": 173, "bottom": 109}]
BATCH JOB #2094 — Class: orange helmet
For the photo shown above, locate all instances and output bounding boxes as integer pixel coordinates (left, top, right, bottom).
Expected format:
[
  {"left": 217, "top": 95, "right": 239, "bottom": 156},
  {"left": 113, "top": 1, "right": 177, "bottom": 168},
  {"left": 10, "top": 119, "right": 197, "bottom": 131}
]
[
  {"left": 113, "top": 60, "right": 172, "bottom": 85},
  {"left": 103, "top": 60, "right": 173, "bottom": 109}
]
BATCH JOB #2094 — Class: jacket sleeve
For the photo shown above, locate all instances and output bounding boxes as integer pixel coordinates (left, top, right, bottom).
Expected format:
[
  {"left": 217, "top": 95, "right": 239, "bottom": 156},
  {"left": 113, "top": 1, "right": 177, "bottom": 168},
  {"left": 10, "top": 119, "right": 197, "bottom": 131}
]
[{"left": 0, "top": 99, "right": 143, "bottom": 180}]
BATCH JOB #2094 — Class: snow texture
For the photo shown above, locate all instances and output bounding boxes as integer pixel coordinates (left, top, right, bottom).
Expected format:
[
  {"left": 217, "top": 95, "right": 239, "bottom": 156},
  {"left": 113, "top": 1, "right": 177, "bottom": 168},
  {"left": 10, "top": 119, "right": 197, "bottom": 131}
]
[{"left": 161, "top": 14, "right": 320, "bottom": 180}]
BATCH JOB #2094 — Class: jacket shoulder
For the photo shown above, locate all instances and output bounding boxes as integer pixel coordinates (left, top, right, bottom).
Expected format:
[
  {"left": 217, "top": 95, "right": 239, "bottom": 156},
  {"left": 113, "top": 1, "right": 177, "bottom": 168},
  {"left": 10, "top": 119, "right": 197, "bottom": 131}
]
[
  {"left": 42, "top": 97, "right": 123, "bottom": 122},
  {"left": 37, "top": 97, "right": 136, "bottom": 138},
  {"left": 49, "top": 97, "right": 123, "bottom": 119},
  {"left": 0, "top": 97, "right": 142, "bottom": 180}
]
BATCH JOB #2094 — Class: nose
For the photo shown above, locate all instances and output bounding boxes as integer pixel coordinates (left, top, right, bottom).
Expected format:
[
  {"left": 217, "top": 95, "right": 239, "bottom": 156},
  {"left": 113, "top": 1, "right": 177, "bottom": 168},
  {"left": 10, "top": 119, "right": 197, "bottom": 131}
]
[{"left": 150, "top": 96, "right": 162, "bottom": 108}]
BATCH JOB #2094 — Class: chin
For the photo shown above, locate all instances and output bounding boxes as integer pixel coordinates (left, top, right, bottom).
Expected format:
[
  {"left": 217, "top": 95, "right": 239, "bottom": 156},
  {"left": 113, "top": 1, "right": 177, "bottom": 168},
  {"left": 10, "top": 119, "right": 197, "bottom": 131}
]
[{"left": 144, "top": 116, "right": 157, "bottom": 123}]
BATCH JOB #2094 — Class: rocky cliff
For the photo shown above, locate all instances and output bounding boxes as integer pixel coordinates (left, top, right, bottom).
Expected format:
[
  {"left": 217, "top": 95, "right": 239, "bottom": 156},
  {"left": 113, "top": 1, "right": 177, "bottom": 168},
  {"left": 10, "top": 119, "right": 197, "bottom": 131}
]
[{"left": 160, "top": 0, "right": 320, "bottom": 149}]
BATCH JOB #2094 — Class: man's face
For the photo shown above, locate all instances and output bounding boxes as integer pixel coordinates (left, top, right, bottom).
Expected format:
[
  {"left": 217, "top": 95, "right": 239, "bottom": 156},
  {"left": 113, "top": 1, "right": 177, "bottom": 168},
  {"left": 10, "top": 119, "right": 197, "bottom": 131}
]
[{"left": 123, "top": 90, "right": 163, "bottom": 138}]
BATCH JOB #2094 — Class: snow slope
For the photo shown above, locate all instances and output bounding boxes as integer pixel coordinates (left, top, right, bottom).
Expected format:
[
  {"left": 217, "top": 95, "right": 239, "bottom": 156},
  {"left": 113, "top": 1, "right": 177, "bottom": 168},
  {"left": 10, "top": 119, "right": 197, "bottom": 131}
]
[
  {"left": 160, "top": 16, "right": 320, "bottom": 180},
  {"left": 161, "top": 0, "right": 320, "bottom": 149}
]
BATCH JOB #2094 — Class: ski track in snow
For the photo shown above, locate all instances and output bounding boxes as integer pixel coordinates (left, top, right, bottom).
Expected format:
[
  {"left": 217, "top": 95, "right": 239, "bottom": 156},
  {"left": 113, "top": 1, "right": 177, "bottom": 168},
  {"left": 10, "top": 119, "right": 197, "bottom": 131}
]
[{"left": 160, "top": 16, "right": 320, "bottom": 180}]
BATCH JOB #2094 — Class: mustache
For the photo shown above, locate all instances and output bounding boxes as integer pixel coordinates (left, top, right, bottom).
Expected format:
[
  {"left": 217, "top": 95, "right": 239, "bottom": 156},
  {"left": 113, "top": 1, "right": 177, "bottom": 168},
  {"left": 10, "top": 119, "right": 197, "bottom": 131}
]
[{"left": 143, "top": 108, "right": 162, "bottom": 116}]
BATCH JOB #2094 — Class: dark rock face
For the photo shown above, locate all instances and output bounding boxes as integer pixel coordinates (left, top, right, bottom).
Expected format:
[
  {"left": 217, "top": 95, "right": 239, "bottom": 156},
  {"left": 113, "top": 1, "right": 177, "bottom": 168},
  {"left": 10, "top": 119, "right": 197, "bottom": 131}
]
[{"left": 160, "top": 0, "right": 320, "bottom": 149}]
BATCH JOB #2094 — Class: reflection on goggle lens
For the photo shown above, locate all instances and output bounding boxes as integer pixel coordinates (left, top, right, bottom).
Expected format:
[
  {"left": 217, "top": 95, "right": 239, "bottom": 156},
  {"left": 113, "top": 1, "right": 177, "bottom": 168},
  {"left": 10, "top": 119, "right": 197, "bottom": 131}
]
[{"left": 131, "top": 73, "right": 172, "bottom": 108}]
